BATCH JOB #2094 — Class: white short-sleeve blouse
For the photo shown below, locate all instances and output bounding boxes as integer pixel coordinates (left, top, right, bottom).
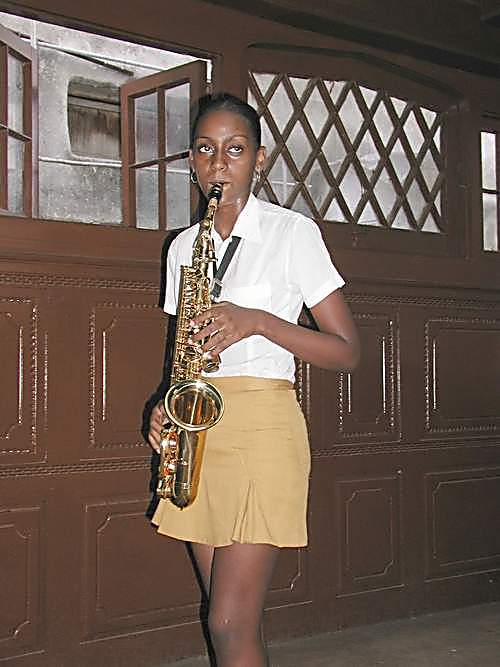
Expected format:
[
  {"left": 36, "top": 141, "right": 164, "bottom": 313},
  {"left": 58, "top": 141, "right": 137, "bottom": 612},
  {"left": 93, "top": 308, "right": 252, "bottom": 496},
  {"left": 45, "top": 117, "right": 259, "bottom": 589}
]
[{"left": 164, "top": 194, "right": 345, "bottom": 383}]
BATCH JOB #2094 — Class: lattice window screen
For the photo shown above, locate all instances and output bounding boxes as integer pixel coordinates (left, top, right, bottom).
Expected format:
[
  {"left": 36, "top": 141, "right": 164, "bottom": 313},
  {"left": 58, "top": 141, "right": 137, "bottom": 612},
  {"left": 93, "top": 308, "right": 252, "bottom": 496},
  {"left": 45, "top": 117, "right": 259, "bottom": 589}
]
[{"left": 248, "top": 72, "right": 445, "bottom": 234}]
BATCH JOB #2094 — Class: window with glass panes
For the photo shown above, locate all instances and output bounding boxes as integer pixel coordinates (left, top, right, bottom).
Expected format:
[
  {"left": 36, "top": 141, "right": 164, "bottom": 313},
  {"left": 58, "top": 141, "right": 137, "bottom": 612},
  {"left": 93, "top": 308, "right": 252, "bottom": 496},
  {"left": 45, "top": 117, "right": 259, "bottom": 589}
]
[
  {"left": 0, "top": 23, "right": 36, "bottom": 216},
  {"left": 480, "top": 129, "right": 499, "bottom": 252}
]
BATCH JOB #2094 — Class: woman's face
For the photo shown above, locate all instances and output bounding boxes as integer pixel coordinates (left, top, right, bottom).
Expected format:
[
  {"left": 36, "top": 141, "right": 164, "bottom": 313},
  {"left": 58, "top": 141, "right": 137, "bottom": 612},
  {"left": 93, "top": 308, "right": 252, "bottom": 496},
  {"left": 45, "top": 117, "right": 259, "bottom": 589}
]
[{"left": 189, "top": 109, "right": 265, "bottom": 211}]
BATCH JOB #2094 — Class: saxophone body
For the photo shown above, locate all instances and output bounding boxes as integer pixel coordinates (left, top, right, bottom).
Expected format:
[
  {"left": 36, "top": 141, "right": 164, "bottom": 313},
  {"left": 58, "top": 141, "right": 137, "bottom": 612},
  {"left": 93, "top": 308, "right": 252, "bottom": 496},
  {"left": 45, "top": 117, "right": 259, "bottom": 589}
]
[{"left": 157, "top": 184, "right": 224, "bottom": 508}]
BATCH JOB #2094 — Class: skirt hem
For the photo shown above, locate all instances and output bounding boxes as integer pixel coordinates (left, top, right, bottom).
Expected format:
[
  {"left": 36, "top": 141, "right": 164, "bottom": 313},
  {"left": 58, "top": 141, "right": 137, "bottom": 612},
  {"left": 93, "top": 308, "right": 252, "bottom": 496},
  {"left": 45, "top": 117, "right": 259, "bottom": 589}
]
[{"left": 154, "top": 524, "right": 307, "bottom": 549}]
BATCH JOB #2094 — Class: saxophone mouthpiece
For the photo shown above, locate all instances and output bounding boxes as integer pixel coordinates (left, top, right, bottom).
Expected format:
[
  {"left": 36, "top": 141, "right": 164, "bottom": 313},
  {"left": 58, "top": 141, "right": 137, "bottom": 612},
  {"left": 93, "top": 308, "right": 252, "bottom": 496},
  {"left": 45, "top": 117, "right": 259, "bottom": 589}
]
[{"left": 208, "top": 183, "right": 223, "bottom": 203}]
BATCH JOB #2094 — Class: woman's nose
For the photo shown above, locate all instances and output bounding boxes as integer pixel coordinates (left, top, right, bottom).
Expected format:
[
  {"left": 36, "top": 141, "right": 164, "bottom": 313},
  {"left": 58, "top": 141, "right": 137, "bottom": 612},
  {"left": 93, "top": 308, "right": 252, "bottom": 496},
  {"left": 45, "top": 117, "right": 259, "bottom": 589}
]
[{"left": 211, "top": 148, "right": 227, "bottom": 171}]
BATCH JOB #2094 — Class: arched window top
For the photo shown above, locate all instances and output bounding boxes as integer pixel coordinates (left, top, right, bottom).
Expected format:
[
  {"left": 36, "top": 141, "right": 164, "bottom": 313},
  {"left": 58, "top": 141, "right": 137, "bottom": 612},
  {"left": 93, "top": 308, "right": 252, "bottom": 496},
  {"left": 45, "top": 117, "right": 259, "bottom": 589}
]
[{"left": 246, "top": 44, "right": 465, "bottom": 256}]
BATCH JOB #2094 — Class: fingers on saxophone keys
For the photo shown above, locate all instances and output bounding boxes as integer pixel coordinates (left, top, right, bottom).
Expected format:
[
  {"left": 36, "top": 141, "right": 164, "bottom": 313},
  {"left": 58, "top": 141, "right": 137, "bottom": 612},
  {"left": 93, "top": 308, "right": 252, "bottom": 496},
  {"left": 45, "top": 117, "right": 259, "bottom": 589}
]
[
  {"left": 189, "top": 315, "right": 211, "bottom": 330},
  {"left": 202, "top": 332, "right": 225, "bottom": 357},
  {"left": 189, "top": 323, "right": 217, "bottom": 344}
]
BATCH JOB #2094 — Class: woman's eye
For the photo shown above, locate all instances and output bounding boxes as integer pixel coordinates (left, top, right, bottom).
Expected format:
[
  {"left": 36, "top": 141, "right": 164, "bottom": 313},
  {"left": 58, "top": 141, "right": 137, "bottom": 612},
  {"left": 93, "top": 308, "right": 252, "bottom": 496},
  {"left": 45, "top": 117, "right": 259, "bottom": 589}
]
[
  {"left": 228, "top": 145, "right": 243, "bottom": 154},
  {"left": 198, "top": 144, "right": 213, "bottom": 154}
]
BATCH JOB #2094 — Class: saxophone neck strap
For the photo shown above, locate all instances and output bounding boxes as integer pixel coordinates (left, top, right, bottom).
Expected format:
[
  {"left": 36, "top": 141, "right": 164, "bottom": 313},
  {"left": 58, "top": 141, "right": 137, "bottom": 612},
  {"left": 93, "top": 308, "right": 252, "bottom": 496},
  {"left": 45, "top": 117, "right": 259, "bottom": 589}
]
[{"left": 211, "top": 235, "right": 241, "bottom": 300}]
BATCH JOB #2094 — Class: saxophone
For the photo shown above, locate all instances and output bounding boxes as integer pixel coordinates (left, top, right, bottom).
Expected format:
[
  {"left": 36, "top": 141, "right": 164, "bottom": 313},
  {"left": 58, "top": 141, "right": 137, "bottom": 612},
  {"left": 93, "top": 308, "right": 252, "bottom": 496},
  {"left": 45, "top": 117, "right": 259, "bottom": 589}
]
[{"left": 156, "top": 183, "right": 225, "bottom": 508}]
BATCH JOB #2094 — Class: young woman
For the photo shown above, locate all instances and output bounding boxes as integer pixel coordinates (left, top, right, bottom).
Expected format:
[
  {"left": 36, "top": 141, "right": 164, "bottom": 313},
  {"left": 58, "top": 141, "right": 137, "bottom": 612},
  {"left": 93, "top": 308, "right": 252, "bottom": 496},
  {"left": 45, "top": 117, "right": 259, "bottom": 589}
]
[{"left": 148, "top": 93, "right": 360, "bottom": 667}]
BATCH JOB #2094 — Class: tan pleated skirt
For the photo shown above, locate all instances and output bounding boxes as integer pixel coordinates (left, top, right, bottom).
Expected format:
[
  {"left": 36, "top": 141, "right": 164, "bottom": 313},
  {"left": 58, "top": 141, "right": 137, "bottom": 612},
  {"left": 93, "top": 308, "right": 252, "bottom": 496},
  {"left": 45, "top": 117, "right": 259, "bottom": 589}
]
[{"left": 152, "top": 376, "right": 311, "bottom": 547}]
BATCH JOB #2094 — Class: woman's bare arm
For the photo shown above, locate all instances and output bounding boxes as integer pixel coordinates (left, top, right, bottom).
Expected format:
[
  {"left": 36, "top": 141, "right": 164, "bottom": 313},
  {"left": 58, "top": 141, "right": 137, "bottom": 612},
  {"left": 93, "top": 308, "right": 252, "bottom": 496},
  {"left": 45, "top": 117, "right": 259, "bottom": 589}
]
[{"left": 192, "top": 289, "right": 360, "bottom": 373}]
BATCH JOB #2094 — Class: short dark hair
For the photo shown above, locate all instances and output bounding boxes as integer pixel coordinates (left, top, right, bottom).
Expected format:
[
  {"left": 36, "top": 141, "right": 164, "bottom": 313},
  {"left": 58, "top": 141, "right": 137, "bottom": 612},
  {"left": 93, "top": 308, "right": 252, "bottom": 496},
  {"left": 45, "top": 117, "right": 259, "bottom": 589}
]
[{"left": 191, "top": 92, "right": 262, "bottom": 147}]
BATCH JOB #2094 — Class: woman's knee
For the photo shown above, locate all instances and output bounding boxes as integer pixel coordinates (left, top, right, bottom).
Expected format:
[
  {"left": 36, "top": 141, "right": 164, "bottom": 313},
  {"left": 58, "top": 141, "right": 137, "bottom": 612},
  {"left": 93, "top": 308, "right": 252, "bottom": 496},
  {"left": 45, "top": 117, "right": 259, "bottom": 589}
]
[
  {"left": 208, "top": 610, "right": 236, "bottom": 646},
  {"left": 208, "top": 608, "right": 258, "bottom": 648}
]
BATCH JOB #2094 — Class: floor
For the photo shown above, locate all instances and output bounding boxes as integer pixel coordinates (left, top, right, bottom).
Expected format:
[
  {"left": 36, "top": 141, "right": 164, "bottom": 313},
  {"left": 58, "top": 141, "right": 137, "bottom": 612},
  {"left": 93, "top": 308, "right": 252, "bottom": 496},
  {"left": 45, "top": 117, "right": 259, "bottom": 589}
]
[{"left": 165, "top": 601, "right": 500, "bottom": 666}]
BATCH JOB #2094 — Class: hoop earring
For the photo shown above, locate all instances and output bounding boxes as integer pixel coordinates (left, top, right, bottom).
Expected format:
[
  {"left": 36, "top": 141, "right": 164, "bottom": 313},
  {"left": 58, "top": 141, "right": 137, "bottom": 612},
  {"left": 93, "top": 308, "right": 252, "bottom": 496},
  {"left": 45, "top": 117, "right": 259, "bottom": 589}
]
[{"left": 190, "top": 171, "right": 198, "bottom": 184}]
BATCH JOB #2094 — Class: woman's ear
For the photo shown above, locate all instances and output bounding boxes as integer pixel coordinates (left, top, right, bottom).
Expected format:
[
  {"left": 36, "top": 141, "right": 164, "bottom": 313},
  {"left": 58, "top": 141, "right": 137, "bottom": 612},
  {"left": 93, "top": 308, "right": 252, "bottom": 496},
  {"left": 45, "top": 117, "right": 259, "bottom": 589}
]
[{"left": 255, "top": 145, "right": 266, "bottom": 173}]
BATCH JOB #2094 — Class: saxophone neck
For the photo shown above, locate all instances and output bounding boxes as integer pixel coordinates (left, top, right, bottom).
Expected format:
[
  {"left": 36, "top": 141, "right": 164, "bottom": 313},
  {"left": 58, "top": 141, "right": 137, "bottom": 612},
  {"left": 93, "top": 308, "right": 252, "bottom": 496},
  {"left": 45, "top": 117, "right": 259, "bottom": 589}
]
[
  {"left": 205, "top": 197, "right": 219, "bottom": 226},
  {"left": 193, "top": 222, "right": 216, "bottom": 268},
  {"left": 201, "top": 184, "right": 222, "bottom": 232},
  {"left": 193, "top": 183, "right": 222, "bottom": 264}
]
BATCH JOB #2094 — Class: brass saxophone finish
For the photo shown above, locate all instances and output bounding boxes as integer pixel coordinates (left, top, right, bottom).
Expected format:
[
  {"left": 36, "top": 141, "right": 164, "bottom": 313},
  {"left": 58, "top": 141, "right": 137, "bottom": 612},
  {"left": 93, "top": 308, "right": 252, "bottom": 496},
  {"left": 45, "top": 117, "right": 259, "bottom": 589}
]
[{"left": 157, "top": 184, "right": 225, "bottom": 508}]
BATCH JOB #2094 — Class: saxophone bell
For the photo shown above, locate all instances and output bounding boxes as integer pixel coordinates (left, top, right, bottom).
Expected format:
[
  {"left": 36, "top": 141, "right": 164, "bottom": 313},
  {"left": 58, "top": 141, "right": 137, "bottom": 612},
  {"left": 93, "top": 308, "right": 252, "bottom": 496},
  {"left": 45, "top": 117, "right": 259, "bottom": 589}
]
[{"left": 164, "top": 379, "right": 224, "bottom": 432}]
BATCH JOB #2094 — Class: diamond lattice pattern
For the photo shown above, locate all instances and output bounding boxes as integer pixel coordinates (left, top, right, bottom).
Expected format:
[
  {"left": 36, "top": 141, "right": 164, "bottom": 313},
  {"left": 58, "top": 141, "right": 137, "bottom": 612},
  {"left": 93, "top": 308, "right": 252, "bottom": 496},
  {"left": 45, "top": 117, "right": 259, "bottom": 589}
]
[{"left": 248, "top": 73, "right": 444, "bottom": 233}]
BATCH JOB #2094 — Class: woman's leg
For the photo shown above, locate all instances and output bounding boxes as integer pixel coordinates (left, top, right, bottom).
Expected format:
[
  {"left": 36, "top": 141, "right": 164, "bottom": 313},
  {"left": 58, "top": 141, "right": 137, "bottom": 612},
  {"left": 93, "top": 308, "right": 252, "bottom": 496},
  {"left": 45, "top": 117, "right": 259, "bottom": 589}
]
[
  {"left": 190, "top": 542, "right": 215, "bottom": 596},
  {"left": 207, "top": 542, "right": 280, "bottom": 667},
  {"left": 190, "top": 542, "right": 217, "bottom": 664}
]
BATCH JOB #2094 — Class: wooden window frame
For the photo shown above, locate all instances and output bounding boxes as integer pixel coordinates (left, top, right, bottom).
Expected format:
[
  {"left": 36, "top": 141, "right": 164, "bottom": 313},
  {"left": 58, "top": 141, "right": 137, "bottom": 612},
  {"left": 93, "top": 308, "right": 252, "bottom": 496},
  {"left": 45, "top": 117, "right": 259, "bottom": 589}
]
[
  {"left": 0, "top": 22, "right": 38, "bottom": 217},
  {"left": 121, "top": 60, "right": 207, "bottom": 230}
]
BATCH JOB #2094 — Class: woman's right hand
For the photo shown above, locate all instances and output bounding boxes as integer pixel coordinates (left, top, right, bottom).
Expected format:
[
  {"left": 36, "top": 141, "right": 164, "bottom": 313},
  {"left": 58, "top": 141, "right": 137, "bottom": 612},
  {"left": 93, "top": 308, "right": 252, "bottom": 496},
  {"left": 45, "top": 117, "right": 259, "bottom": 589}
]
[
  {"left": 191, "top": 301, "right": 262, "bottom": 356},
  {"left": 148, "top": 401, "right": 167, "bottom": 453}
]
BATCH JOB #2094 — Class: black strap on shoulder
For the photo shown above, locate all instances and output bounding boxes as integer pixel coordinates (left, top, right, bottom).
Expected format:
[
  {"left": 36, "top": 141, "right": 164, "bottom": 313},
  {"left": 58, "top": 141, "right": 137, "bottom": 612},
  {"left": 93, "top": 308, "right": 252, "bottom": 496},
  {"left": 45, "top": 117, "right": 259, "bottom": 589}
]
[{"left": 211, "top": 236, "right": 241, "bottom": 300}]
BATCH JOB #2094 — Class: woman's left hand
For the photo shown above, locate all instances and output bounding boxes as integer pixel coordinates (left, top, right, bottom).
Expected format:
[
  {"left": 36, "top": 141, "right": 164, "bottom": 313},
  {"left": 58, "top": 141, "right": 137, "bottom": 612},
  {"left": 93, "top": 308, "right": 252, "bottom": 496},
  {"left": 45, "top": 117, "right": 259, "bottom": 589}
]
[{"left": 190, "top": 301, "right": 261, "bottom": 355}]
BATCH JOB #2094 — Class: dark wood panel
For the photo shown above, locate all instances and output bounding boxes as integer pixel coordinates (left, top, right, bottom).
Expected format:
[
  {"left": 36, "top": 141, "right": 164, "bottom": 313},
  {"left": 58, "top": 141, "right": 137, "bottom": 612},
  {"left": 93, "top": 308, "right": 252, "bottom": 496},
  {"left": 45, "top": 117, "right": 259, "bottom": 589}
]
[
  {"left": 0, "top": 293, "right": 46, "bottom": 462},
  {"left": 337, "top": 309, "right": 400, "bottom": 443},
  {"left": 0, "top": 504, "right": 44, "bottom": 660},
  {"left": 424, "top": 317, "right": 500, "bottom": 439},
  {"left": 425, "top": 466, "right": 500, "bottom": 579},
  {"left": 87, "top": 301, "right": 165, "bottom": 458},
  {"left": 83, "top": 496, "right": 200, "bottom": 640},
  {"left": 267, "top": 548, "right": 310, "bottom": 609},
  {"left": 336, "top": 474, "right": 403, "bottom": 596}
]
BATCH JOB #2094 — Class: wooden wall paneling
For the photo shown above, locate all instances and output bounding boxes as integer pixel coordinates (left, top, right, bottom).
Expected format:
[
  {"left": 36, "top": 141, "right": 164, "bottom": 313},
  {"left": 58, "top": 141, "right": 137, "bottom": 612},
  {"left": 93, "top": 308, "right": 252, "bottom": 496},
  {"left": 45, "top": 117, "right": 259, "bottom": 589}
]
[
  {"left": 308, "top": 449, "right": 412, "bottom": 630},
  {"left": 424, "top": 465, "right": 500, "bottom": 580},
  {"left": 0, "top": 263, "right": 175, "bottom": 666},
  {"left": 49, "top": 469, "right": 205, "bottom": 667},
  {"left": 419, "top": 457, "right": 500, "bottom": 613},
  {"left": 75, "top": 470, "right": 208, "bottom": 666},
  {"left": 0, "top": 496, "right": 45, "bottom": 661},
  {"left": 334, "top": 464, "right": 410, "bottom": 628},
  {"left": 85, "top": 293, "right": 165, "bottom": 460},
  {"left": 337, "top": 307, "right": 401, "bottom": 446},
  {"left": 424, "top": 314, "right": 500, "bottom": 441},
  {"left": 264, "top": 547, "right": 313, "bottom": 639},
  {"left": 307, "top": 292, "right": 407, "bottom": 629},
  {"left": 82, "top": 492, "right": 200, "bottom": 640},
  {"left": 45, "top": 288, "right": 88, "bottom": 467},
  {"left": 310, "top": 296, "right": 402, "bottom": 456},
  {"left": 306, "top": 455, "right": 339, "bottom": 633},
  {"left": 0, "top": 287, "right": 48, "bottom": 464},
  {"left": 336, "top": 473, "right": 404, "bottom": 596}
]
